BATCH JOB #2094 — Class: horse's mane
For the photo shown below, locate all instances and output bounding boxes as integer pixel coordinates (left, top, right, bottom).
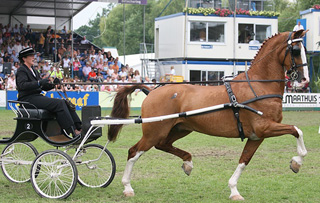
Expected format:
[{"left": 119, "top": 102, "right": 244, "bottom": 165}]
[{"left": 250, "top": 32, "right": 283, "bottom": 65}]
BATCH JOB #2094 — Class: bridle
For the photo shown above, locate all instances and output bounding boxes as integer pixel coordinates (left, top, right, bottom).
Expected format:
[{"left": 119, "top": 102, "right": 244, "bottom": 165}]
[{"left": 282, "top": 32, "right": 307, "bottom": 80}]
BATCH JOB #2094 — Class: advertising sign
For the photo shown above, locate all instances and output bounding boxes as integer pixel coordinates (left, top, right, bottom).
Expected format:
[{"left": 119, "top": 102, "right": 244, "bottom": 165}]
[
  {"left": 282, "top": 93, "right": 320, "bottom": 108},
  {"left": 6, "top": 91, "right": 99, "bottom": 110},
  {"left": 0, "top": 90, "right": 6, "bottom": 107},
  {"left": 118, "top": 0, "right": 147, "bottom": 5}
]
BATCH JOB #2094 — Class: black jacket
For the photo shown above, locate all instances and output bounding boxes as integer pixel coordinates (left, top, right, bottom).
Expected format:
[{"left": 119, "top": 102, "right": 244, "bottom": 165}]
[{"left": 16, "top": 64, "right": 53, "bottom": 99}]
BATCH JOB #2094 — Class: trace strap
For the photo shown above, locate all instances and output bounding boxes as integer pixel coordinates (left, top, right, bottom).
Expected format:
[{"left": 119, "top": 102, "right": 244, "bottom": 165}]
[{"left": 225, "top": 82, "right": 246, "bottom": 141}]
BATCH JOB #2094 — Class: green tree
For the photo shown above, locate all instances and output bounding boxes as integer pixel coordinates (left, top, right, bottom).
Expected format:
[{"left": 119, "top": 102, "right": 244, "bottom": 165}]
[
  {"left": 100, "top": 0, "right": 185, "bottom": 55},
  {"left": 75, "top": 5, "right": 114, "bottom": 48}
]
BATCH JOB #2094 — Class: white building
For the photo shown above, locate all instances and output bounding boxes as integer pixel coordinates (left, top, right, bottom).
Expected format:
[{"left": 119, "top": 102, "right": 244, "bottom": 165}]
[
  {"left": 300, "top": 8, "right": 320, "bottom": 52},
  {"left": 154, "top": 9, "right": 278, "bottom": 82}
]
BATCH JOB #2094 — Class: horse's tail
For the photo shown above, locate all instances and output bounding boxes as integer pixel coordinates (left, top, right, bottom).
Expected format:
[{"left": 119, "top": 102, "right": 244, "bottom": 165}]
[{"left": 108, "top": 84, "right": 152, "bottom": 142}]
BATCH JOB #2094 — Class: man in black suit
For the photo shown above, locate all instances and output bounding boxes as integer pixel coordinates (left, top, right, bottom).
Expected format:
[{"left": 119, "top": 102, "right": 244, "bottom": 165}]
[{"left": 16, "top": 47, "right": 81, "bottom": 137}]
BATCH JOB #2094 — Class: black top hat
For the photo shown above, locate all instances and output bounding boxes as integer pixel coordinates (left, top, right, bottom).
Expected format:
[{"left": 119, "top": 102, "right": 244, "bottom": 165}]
[{"left": 19, "top": 47, "right": 35, "bottom": 60}]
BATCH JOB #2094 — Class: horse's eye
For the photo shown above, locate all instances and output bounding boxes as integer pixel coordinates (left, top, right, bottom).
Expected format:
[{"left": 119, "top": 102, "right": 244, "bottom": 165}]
[{"left": 292, "top": 45, "right": 301, "bottom": 56}]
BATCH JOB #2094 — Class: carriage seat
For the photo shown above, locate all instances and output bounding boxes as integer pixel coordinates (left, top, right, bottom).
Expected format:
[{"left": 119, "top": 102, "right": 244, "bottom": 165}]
[{"left": 17, "top": 108, "right": 56, "bottom": 120}]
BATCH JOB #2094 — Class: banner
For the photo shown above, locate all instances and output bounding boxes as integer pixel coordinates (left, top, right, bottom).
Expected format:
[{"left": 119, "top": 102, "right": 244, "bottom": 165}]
[
  {"left": 282, "top": 93, "right": 320, "bottom": 108},
  {"left": 6, "top": 91, "right": 99, "bottom": 111},
  {"left": 99, "top": 91, "right": 147, "bottom": 108},
  {"left": 0, "top": 90, "right": 6, "bottom": 107}
]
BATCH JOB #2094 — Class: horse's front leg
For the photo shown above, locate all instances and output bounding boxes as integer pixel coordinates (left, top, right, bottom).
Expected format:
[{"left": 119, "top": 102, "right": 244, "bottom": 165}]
[
  {"left": 229, "top": 139, "right": 263, "bottom": 200},
  {"left": 258, "top": 123, "right": 307, "bottom": 173},
  {"left": 290, "top": 126, "right": 307, "bottom": 173}
]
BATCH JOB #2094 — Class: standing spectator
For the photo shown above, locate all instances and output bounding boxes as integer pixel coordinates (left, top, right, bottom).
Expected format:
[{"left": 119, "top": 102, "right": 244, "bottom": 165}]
[
  {"left": 19, "top": 24, "right": 26, "bottom": 36},
  {"left": 7, "top": 73, "right": 16, "bottom": 90},
  {"left": 61, "top": 25, "right": 67, "bottom": 34},
  {"left": 62, "top": 56, "right": 71, "bottom": 78},
  {"left": 73, "top": 57, "right": 81, "bottom": 78},
  {"left": 170, "top": 66, "right": 176, "bottom": 75},
  {"left": 82, "top": 62, "right": 91, "bottom": 82},
  {"left": 38, "top": 33, "right": 45, "bottom": 53},
  {"left": 25, "top": 25, "right": 32, "bottom": 41}
]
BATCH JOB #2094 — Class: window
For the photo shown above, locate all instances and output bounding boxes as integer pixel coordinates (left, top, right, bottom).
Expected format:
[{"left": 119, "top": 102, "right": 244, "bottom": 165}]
[
  {"left": 190, "top": 70, "right": 224, "bottom": 86},
  {"left": 190, "top": 21, "right": 225, "bottom": 43},
  {"left": 238, "top": 23, "right": 271, "bottom": 44}
]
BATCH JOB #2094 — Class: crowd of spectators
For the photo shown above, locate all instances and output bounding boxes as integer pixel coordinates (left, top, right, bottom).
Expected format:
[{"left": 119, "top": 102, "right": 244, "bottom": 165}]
[{"left": 0, "top": 23, "right": 157, "bottom": 92}]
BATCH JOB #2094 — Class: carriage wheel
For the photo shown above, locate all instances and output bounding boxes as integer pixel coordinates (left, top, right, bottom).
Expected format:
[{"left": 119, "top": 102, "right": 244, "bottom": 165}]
[
  {"left": 1, "top": 142, "right": 38, "bottom": 183},
  {"left": 30, "top": 150, "right": 77, "bottom": 199},
  {"left": 76, "top": 144, "right": 116, "bottom": 188}
]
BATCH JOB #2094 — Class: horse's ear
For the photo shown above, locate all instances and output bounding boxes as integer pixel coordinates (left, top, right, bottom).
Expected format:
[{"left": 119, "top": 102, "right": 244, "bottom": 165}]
[{"left": 293, "top": 29, "right": 305, "bottom": 39}]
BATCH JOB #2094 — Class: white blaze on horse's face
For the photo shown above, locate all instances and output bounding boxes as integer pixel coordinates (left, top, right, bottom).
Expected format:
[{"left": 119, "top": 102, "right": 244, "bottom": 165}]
[{"left": 300, "top": 44, "right": 309, "bottom": 83}]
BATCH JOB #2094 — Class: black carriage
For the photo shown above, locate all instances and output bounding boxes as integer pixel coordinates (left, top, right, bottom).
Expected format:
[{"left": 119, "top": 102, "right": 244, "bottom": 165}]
[{"left": 0, "top": 101, "right": 116, "bottom": 199}]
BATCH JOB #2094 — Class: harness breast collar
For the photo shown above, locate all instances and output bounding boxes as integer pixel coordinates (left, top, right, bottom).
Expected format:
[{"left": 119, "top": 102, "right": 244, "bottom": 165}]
[{"left": 224, "top": 32, "right": 305, "bottom": 141}]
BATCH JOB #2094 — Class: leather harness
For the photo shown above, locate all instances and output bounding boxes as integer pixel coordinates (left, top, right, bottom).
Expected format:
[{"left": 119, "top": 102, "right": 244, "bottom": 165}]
[{"left": 225, "top": 32, "right": 306, "bottom": 141}]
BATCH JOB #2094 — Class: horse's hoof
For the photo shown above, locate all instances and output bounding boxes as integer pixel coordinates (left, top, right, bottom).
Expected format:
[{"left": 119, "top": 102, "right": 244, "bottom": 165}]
[
  {"left": 182, "top": 161, "right": 193, "bottom": 176},
  {"left": 123, "top": 191, "right": 135, "bottom": 197},
  {"left": 290, "top": 160, "right": 300, "bottom": 173},
  {"left": 230, "top": 195, "right": 245, "bottom": 201}
]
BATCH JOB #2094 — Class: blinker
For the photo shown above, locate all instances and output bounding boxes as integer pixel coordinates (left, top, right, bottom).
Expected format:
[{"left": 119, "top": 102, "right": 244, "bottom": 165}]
[{"left": 292, "top": 45, "right": 301, "bottom": 57}]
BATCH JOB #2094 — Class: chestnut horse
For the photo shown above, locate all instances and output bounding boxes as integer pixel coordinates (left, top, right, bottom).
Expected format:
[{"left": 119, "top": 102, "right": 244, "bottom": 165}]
[{"left": 108, "top": 30, "right": 308, "bottom": 200}]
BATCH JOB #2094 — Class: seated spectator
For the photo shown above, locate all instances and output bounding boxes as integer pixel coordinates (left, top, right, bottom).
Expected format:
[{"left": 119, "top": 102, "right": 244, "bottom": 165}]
[
  {"left": 58, "top": 44, "right": 66, "bottom": 57},
  {"left": 11, "top": 50, "right": 19, "bottom": 63},
  {"left": 107, "top": 66, "right": 115, "bottom": 76},
  {"left": 12, "top": 62, "right": 19, "bottom": 74},
  {"left": 3, "top": 52, "right": 10, "bottom": 62},
  {"left": 133, "top": 70, "right": 141, "bottom": 82},
  {"left": 102, "top": 61, "right": 108, "bottom": 74},
  {"left": 95, "top": 60, "right": 103, "bottom": 71},
  {"left": 106, "top": 51, "right": 112, "bottom": 61},
  {"left": 7, "top": 43, "right": 13, "bottom": 55},
  {"left": 81, "top": 36, "right": 89, "bottom": 44},
  {"left": 13, "top": 24, "right": 20, "bottom": 34},
  {"left": 42, "top": 61, "right": 51, "bottom": 74},
  {"left": 119, "top": 67, "right": 128, "bottom": 78},
  {"left": 54, "top": 65, "right": 64, "bottom": 79},
  {"left": 88, "top": 67, "right": 98, "bottom": 82},
  {"left": 82, "top": 62, "right": 91, "bottom": 82},
  {"left": 13, "top": 40, "right": 22, "bottom": 53}
]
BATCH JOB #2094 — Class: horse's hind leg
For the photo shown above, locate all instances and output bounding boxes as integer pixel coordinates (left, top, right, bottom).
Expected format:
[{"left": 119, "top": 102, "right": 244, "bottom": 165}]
[
  {"left": 229, "top": 139, "right": 263, "bottom": 201},
  {"left": 155, "top": 129, "right": 193, "bottom": 175},
  {"left": 122, "top": 138, "right": 152, "bottom": 197}
]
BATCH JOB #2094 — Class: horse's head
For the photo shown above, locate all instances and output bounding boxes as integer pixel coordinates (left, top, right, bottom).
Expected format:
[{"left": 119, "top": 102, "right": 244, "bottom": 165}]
[{"left": 281, "top": 30, "right": 309, "bottom": 82}]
